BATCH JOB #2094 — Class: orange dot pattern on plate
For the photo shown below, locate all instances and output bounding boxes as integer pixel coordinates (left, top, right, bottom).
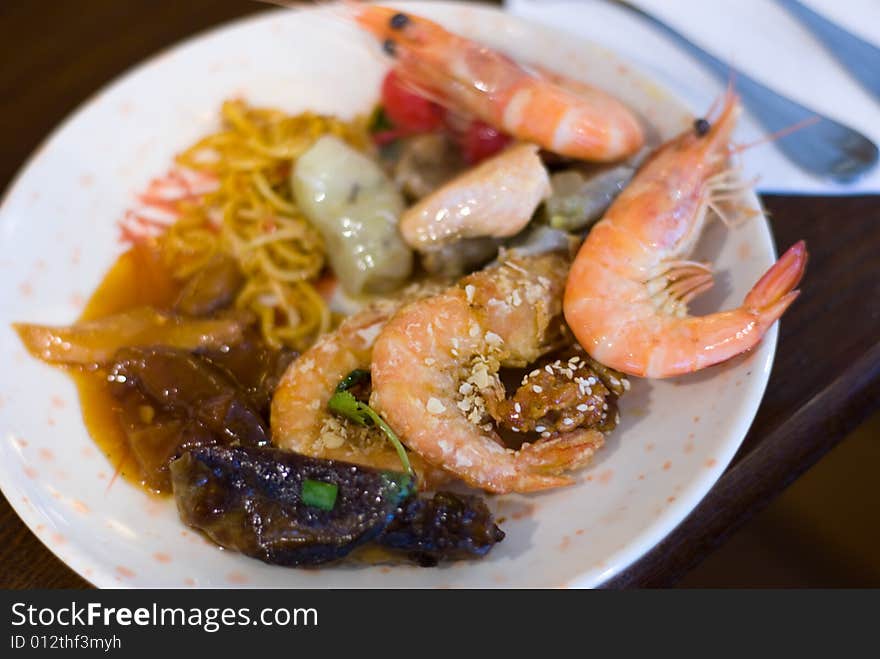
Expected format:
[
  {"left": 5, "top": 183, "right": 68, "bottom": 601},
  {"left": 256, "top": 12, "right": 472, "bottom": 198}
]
[
  {"left": 71, "top": 500, "right": 90, "bottom": 515},
  {"left": 662, "top": 460, "right": 672, "bottom": 470},
  {"left": 116, "top": 566, "right": 135, "bottom": 579},
  {"left": 510, "top": 504, "right": 535, "bottom": 521},
  {"left": 153, "top": 552, "right": 172, "bottom": 564},
  {"left": 226, "top": 572, "right": 249, "bottom": 585},
  {"left": 598, "top": 469, "right": 614, "bottom": 485}
]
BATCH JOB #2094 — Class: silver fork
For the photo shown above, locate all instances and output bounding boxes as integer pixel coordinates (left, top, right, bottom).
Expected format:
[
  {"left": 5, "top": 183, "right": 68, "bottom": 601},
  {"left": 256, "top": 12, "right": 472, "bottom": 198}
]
[{"left": 611, "top": 0, "right": 878, "bottom": 182}]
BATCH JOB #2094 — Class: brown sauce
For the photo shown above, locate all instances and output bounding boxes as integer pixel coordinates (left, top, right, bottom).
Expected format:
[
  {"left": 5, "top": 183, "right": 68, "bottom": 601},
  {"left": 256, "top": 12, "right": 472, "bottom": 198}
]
[{"left": 72, "top": 243, "right": 183, "bottom": 493}]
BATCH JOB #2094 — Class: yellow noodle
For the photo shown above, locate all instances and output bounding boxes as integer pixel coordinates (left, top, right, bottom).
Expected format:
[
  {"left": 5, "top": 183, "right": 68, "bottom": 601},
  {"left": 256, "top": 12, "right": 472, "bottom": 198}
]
[{"left": 157, "top": 98, "right": 370, "bottom": 350}]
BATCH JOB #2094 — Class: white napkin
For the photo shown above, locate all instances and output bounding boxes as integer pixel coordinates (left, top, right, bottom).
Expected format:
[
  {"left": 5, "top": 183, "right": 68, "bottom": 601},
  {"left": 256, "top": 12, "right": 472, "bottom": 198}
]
[{"left": 505, "top": 0, "right": 880, "bottom": 194}]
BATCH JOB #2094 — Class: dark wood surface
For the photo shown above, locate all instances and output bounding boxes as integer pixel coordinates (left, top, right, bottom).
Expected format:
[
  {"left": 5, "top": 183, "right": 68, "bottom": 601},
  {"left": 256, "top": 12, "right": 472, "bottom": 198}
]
[{"left": 1, "top": 0, "right": 877, "bottom": 589}]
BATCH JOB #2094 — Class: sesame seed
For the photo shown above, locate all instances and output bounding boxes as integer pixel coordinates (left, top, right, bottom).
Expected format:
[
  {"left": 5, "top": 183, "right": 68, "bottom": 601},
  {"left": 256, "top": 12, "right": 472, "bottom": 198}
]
[
  {"left": 485, "top": 331, "right": 503, "bottom": 346},
  {"left": 541, "top": 431, "right": 551, "bottom": 438},
  {"left": 545, "top": 365, "right": 554, "bottom": 375},
  {"left": 535, "top": 425, "right": 546, "bottom": 432},
  {"left": 514, "top": 402, "right": 522, "bottom": 413},
  {"left": 426, "top": 397, "right": 446, "bottom": 414},
  {"left": 465, "top": 284, "right": 475, "bottom": 303},
  {"left": 532, "top": 385, "right": 543, "bottom": 393},
  {"left": 576, "top": 404, "right": 589, "bottom": 412},
  {"left": 563, "top": 418, "right": 574, "bottom": 426}
]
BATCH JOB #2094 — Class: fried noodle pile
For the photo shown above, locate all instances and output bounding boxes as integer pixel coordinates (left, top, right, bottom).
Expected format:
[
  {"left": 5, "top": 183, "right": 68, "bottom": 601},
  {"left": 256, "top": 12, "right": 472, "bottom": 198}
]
[{"left": 124, "top": 99, "right": 371, "bottom": 350}]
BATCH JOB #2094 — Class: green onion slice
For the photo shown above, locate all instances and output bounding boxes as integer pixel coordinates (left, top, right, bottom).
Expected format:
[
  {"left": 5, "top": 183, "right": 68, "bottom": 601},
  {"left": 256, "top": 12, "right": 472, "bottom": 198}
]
[
  {"left": 301, "top": 479, "right": 339, "bottom": 511},
  {"left": 328, "top": 371, "right": 414, "bottom": 478}
]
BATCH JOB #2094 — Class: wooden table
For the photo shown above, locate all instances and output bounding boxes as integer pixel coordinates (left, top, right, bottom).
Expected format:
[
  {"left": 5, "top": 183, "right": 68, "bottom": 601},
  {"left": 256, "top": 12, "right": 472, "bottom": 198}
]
[{"left": 1, "top": 0, "right": 877, "bottom": 589}]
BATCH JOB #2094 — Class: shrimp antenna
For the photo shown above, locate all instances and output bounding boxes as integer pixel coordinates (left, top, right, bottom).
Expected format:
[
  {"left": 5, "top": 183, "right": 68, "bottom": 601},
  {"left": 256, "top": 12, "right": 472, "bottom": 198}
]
[
  {"left": 730, "top": 115, "right": 821, "bottom": 155},
  {"left": 700, "top": 71, "right": 737, "bottom": 125}
]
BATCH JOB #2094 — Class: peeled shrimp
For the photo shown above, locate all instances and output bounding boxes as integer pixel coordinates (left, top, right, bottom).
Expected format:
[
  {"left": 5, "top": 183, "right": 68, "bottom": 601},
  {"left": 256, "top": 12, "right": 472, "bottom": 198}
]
[
  {"left": 354, "top": 5, "right": 644, "bottom": 162},
  {"left": 370, "top": 253, "right": 604, "bottom": 494},
  {"left": 271, "top": 296, "right": 448, "bottom": 486},
  {"left": 400, "top": 142, "right": 550, "bottom": 251},
  {"left": 564, "top": 91, "right": 808, "bottom": 378}
]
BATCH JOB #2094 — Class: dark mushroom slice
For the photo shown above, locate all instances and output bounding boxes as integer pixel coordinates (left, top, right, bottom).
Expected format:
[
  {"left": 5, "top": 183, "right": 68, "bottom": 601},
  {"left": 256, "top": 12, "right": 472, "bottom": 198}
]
[
  {"left": 377, "top": 491, "right": 505, "bottom": 566},
  {"left": 197, "top": 335, "right": 297, "bottom": 416},
  {"left": 173, "top": 254, "right": 244, "bottom": 317},
  {"left": 170, "top": 445, "right": 415, "bottom": 566},
  {"left": 109, "top": 346, "right": 269, "bottom": 447}
]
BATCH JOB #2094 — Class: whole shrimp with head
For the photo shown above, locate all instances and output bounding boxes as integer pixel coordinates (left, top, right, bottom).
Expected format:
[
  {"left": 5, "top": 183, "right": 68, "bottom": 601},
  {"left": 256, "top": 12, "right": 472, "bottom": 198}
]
[
  {"left": 370, "top": 253, "right": 612, "bottom": 494},
  {"left": 353, "top": 5, "right": 644, "bottom": 162},
  {"left": 564, "top": 91, "right": 808, "bottom": 378}
]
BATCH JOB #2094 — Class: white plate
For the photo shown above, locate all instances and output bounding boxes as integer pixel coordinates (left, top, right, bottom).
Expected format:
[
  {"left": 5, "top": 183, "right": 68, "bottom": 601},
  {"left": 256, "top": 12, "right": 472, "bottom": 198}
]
[{"left": 0, "top": 1, "right": 777, "bottom": 588}]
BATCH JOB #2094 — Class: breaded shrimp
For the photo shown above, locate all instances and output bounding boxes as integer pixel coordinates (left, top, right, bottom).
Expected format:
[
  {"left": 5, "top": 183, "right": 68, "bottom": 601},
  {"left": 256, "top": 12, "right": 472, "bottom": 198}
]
[{"left": 370, "top": 253, "right": 604, "bottom": 493}]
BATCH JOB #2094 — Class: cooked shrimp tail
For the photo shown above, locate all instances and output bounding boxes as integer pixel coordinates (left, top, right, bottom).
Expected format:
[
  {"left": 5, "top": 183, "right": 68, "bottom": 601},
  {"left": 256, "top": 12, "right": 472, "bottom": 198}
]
[
  {"left": 515, "top": 430, "right": 605, "bottom": 477},
  {"left": 743, "top": 240, "right": 806, "bottom": 321}
]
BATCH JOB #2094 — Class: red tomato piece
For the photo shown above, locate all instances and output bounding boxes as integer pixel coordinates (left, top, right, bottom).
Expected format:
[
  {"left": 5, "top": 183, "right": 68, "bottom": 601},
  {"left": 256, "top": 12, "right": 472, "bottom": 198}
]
[
  {"left": 380, "top": 70, "right": 445, "bottom": 133},
  {"left": 460, "top": 120, "right": 513, "bottom": 164}
]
